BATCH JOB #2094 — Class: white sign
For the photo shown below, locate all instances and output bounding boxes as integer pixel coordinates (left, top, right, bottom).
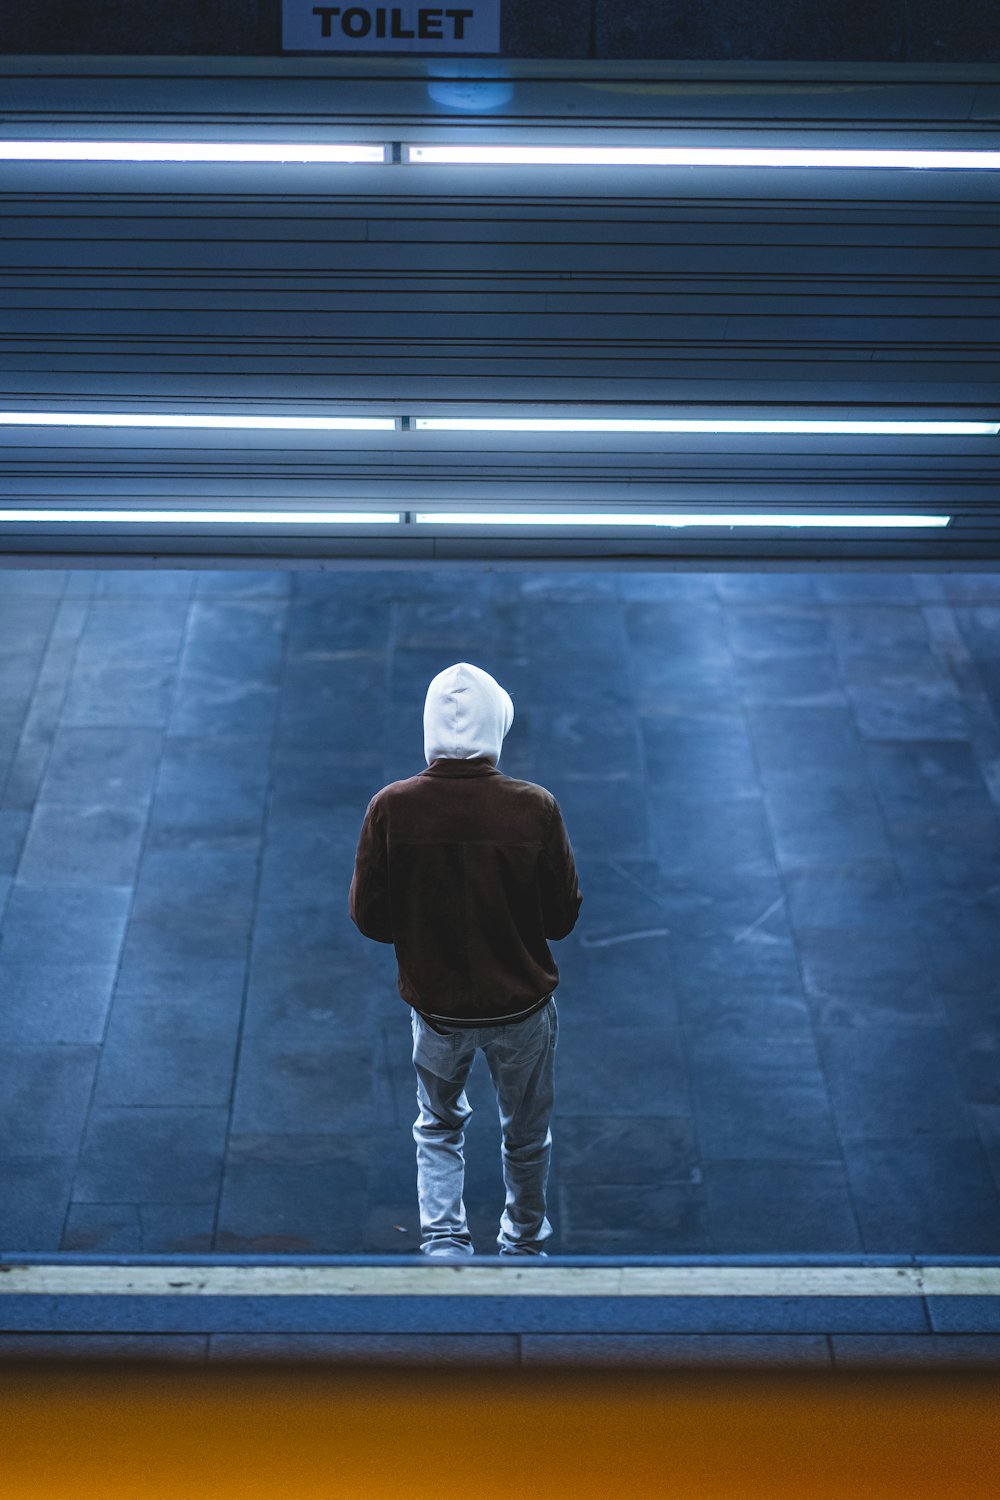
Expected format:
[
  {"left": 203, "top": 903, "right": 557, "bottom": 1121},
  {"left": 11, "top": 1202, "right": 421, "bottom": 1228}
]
[{"left": 282, "top": 0, "right": 500, "bottom": 52}]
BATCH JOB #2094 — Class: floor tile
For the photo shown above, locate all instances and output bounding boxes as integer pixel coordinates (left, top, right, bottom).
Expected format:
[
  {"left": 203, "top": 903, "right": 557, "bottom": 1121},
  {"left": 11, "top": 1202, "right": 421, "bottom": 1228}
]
[
  {"left": 825, "top": 603, "right": 933, "bottom": 669},
  {"left": 557, "top": 1181, "right": 709, "bottom": 1252},
  {"left": 521, "top": 1334, "right": 832, "bottom": 1367},
  {"left": 61, "top": 1202, "right": 142, "bottom": 1253},
  {"left": 208, "top": 1334, "right": 518, "bottom": 1363},
  {"left": 818, "top": 1027, "right": 975, "bottom": 1140},
  {"left": 229, "top": 1037, "right": 375, "bottom": 1133},
  {"left": 782, "top": 860, "right": 911, "bottom": 929},
  {"left": 60, "top": 662, "right": 176, "bottom": 728},
  {"left": 622, "top": 865, "right": 787, "bottom": 943},
  {"left": 616, "top": 573, "right": 717, "bottom": 602},
  {"left": 910, "top": 899, "right": 1000, "bottom": 993},
  {"left": 241, "top": 955, "right": 381, "bottom": 1045},
  {"left": 733, "top": 651, "right": 844, "bottom": 705},
  {"left": 744, "top": 704, "right": 867, "bottom": 777},
  {"left": 686, "top": 1033, "right": 839, "bottom": 1160},
  {"left": 649, "top": 796, "right": 776, "bottom": 878},
  {"left": 846, "top": 674, "right": 969, "bottom": 740},
  {"left": 38, "top": 727, "right": 163, "bottom": 804},
  {"left": 0, "top": 1046, "right": 98, "bottom": 1155},
  {"left": 0, "top": 1335, "right": 208, "bottom": 1361},
  {"left": 555, "top": 1116, "right": 700, "bottom": 1185},
  {"left": 764, "top": 771, "right": 892, "bottom": 866},
  {"left": 286, "top": 595, "right": 392, "bottom": 656},
  {"left": 169, "top": 679, "right": 280, "bottom": 738},
  {"left": 642, "top": 712, "right": 758, "bottom": 797},
  {"left": 0, "top": 882, "right": 131, "bottom": 964},
  {"left": 542, "top": 771, "right": 650, "bottom": 860},
  {"left": 865, "top": 740, "right": 995, "bottom": 821},
  {"left": 93, "top": 997, "right": 240, "bottom": 1108},
  {"left": 256, "top": 816, "right": 356, "bottom": 908},
  {"left": 114, "top": 935, "right": 248, "bottom": 1007},
  {"left": 218, "top": 1134, "right": 367, "bottom": 1252},
  {"left": 0, "top": 1154, "right": 77, "bottom": 1250},
  {"left": 624, "top": 599, "right": 730, "bottom": 657},
  {"left": 669, "top": 931, "right": 811, "bottom": 1035},
  {"left": 18, "top": 802, "right": 147, "bottom": 884},
  {"left": 725, "top": 605, "right": 832, "bottom": 659},
  {"left": 555, "top": 1023, "right": 689, "bottom": 1117},
  {"left": 2, "top": 736, "right": 53, "bottom": 810},
  {"left": 719, "top": 574, "right": 821, "bottom": 603},
  {"left": 890, "top": 812, "right": 1000, "bottom": 897},
  {"left": 132, "top": 846, "right": 260, "bottom": 928},
  {"left": 831, "top": 1334, "right": 1000, "bottom": 1368},
  {"left": 148, "top": 739, "right": 269, "bottom": 843},
  {"left": 633, "top": 652, "right": 737, "bottom": 706},
  {"left": 951, "top": 603, "right": 1000, "bottom": 659},
  {"left": 815, "top": 575, "right": 917, "bottom": 604},
  {"left": 73, "top": 1107, "right": 229, "bottom": 1204},
  {"left": 796, "top": 926, "right": 943, "bottom": 1028},
  {"left": 0, "top": 964, "right": 116, "bottom": 1044},
  {"left": 703, "top": 1159, "right": 862, "bottom": 1252},
  {"left": 841, "top": 1138, "right": 1000, "bottom": 1253},
  {"left": 0, "top": 573, "right": 68, "bottom": 599},
  {"left": 198, "top": 571, "right": 289, "bottom": 600},
  {"left": 180, "top": 599, "right": 286, "bottom": 679},
  {"left": 564, "top": 856, "right": 679, "bottom": 946},
  {"left": 141, "top": 1203, "right": 217, "bottom": 1253}
]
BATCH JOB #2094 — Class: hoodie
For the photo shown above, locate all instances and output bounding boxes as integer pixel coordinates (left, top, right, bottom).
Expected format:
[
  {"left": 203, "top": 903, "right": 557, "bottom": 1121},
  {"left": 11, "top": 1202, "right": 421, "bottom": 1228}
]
[
  {"left": 349, "top": 662, "right": 582, "bottom": 1028},
  {"left": 423, "top": 661, "right": 514, "bottom": 769}
]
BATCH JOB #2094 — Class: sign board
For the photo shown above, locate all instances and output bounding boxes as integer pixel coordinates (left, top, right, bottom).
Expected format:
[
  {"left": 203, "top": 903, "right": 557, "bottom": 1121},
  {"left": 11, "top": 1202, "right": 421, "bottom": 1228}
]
[{"left": 282, "top": 0, "right": 500, "bottom": 52}]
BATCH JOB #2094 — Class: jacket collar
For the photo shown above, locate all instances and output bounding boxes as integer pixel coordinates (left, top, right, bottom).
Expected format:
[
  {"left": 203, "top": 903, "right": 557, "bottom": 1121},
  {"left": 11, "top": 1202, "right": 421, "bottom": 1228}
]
[{"left": 422, "top": 757, "right": 500, "bottom": 778}]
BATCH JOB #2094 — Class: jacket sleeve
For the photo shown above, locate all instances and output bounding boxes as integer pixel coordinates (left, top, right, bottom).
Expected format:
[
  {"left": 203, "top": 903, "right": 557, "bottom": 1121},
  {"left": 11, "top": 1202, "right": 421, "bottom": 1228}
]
[
  {"left": 538, "top": 798, "right": 583, "bottom": 941},
  {"left": 349, "top": 796, "right": 394, "bottom": 943}
]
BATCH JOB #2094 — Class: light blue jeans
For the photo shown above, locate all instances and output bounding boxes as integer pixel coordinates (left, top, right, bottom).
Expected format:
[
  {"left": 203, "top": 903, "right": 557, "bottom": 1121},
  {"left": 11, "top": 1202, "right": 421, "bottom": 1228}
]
[{"left": 410, "top": 997, "right": 559, "bottom": 1257}]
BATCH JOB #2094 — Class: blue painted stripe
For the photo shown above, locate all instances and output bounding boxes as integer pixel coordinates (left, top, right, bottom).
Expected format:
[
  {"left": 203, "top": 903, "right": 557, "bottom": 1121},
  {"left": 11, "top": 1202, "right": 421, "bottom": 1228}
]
[
  {"left": 0, "top": 1294, "right": 934, "bottom": 1336},
  {"left": 927, "top": 1298, "right": 1000, "bottom": 1334}
]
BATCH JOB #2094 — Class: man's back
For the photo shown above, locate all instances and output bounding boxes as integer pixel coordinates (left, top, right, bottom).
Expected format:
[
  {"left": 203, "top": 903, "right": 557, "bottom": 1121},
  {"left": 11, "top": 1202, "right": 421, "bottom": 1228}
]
[{"left": 349, "top": 662, "right": 582, "bottom": 1024}]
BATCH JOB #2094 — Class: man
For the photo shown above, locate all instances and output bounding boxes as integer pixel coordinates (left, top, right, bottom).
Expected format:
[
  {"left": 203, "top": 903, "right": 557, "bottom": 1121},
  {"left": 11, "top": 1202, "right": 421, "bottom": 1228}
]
[{"left": 349, "top": 661, "right": 583, "bottom": 1259}]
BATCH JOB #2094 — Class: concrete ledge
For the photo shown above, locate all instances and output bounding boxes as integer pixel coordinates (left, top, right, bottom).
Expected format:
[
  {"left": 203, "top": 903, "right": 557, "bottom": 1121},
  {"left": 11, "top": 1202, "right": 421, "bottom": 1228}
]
[{"left": 1, "top": 1256, "right": 997, "bottom": 1339}]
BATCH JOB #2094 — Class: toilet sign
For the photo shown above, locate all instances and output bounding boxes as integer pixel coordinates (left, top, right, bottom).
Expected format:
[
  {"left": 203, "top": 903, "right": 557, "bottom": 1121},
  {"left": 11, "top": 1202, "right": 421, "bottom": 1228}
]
[{"left": 282, "top": 0, "right": 500, "bottom": 51}]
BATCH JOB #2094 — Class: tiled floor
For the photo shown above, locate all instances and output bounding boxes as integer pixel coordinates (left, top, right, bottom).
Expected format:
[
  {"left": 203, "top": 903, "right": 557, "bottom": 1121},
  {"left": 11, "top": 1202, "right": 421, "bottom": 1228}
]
[
  {"left": 3, "top": 1332, "right": 1000, "bottom": 1368},
  {"left": 1, "top": 565, "right": 1000, "bottom": 1256}
]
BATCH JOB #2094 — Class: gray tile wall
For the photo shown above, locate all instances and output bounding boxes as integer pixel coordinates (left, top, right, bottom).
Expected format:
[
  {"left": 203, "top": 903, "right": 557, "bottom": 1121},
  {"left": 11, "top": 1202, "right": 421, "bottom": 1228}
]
[{"left": 1, "top": 565, "right": 999, "bottom": 1256}]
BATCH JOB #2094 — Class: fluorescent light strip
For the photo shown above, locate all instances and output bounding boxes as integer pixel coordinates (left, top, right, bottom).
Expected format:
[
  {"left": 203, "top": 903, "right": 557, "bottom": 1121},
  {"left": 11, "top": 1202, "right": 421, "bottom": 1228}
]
[
  {"left": 415, "top": 418, "right": 999, "bottom": 436},
  {"left": 0, "top": 511, "right": 949, "bottom": 529},
  {"left": 0, "top": 510, "right": 401, "bottom": 524},
  {"left": 408, "top": 145, "right": 1000, "bottom": 170},
  {"left": 1, "top": 414, "right": 992, "bottom": 437},
  {"left": 416, "top": 513, "right": 950, "bottom": 528},
  {"left": 0, "top": 141, "right": 387, "bottom": 163},
  {"left": 6, "top": 142, "right": 999, "bottom": 171},
  {"left": 0, "top": 413, "right": 395, "bottom": 432}
]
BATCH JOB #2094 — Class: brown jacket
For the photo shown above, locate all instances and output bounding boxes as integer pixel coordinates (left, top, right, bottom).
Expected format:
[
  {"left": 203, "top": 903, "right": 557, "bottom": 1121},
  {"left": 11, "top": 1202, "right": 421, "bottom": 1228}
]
[{"left": 349, "top": 756, "right": 583, "bottom": 1026}]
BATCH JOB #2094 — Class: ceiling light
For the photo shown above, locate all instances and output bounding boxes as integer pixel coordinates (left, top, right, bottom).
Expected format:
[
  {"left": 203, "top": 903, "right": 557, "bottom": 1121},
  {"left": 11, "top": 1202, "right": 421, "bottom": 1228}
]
[
  {"left": 413, "top": 513, "right": 951, "bottom": 528},
  {"left": 0, "top": 509, "right": 402, "bottom": 523},
  {"left": 407, "top": 145, "right": 1000, "bottom": 170},
  {"left": 0, "top": 141, "right": 387, "bottom": 163},
  {"left": 414, "top": 418, "right": 998, "bottom": 436},
  {"left": 0, "top": 412, "right": 396, "bottom": 431}
]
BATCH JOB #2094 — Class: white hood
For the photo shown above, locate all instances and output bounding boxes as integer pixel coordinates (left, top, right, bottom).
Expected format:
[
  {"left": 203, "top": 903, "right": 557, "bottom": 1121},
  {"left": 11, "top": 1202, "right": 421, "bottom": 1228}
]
[{"left": 423, "top": 662, "right": 514, "bottom": 767}]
